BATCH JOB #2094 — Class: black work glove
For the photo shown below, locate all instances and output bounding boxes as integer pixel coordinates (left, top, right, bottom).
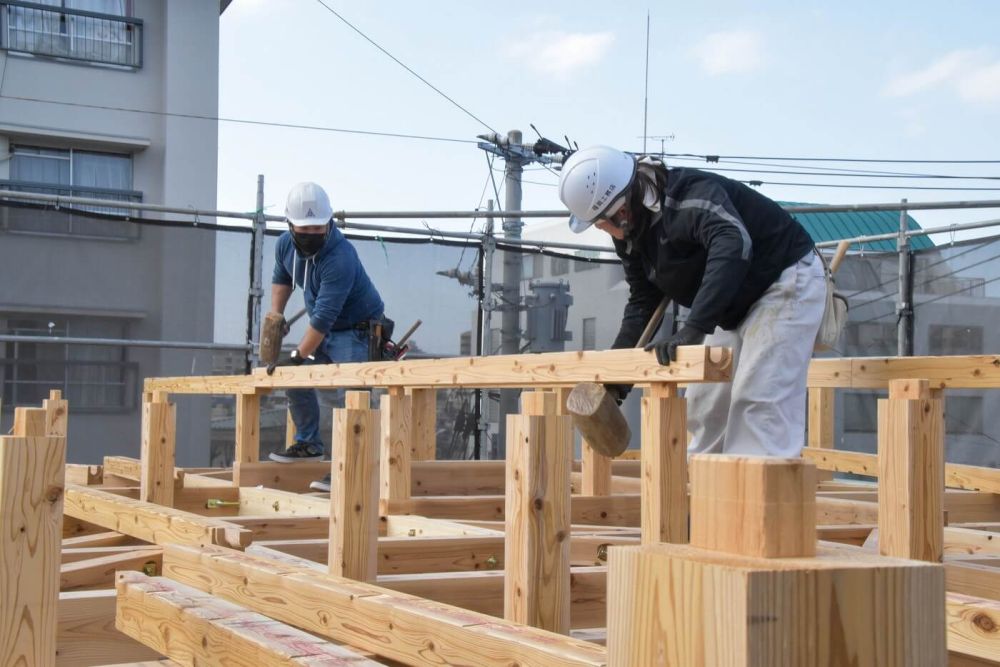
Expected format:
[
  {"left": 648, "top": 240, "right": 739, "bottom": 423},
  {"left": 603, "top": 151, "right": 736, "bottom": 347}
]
[
  {"left": 266, "top": 349, "right": 313, "bottom": 375},
  {"left": 604, "top": 383, "right": 632, "bottom": 406},
  {"left": 643, "top": 326, "right": 707, "bottom": 365}
]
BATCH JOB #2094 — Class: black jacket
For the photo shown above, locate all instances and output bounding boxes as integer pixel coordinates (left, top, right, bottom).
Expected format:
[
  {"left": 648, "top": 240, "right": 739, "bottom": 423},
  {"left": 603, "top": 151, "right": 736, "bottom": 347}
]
[{"left": 612, "top": 168, "right": 814, "bottom": 348}]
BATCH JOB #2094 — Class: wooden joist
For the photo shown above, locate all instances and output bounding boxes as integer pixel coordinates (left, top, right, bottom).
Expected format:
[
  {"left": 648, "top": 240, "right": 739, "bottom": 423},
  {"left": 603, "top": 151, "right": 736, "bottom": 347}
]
[
  {"left": 162, "top": 544, "right": 608, "bottom": 667},
  {"left": 64, "top": 485, "right": 252, "bottom": 549},
  {"left": 116, "top": 571, "right": 384, "bottom": 665},
  {"left": 145, "top": 346, "right": 732, "bottom": 393},
  {"left": 61, "top": 547, "right": 162, "bottom": 591}
]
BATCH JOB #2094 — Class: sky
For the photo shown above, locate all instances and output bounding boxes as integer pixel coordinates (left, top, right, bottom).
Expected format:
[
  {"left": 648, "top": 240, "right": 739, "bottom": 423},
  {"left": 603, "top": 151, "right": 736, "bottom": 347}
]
[{"left": 216, "top": 0, "right": 1000, "bottom": 246}]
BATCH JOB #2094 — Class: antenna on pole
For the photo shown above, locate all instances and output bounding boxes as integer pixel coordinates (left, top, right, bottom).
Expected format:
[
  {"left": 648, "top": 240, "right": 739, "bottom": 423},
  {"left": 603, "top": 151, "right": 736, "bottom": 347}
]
[{"left": 642, "top": 10, "right": 650, "bottom": 154}]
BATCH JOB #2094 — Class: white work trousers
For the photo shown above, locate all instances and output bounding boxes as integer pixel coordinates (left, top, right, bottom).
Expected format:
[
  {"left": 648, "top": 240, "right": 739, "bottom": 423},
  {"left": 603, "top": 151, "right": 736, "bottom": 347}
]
[{"left": 686, "top": 252, "right": 826, "bottom": 458}]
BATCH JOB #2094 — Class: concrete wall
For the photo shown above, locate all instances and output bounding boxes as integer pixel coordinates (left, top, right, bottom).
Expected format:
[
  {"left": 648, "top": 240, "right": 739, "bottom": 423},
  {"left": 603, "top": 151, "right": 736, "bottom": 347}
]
[{"left": 0, "top": 0, "right": 220, "bottom": 465}]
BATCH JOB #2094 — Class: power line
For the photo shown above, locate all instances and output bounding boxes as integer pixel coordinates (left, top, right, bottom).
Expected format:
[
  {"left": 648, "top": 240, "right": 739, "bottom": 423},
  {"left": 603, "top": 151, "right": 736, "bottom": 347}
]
[
  {"left": 735, "top": 179, "right": 1000, "bottom": 192},
  {"left": 666, "top": 155, "right": 1000, "bottom": 180},
  {"left": 455, "top": 153, "right": 497, "bottom": 272},
  {"left": 689, "top": 165, "right": 1000, "bottom": 181},
  {"left": 0, "top": 93, "right": 476, "bottom": 145},
  {"left": 660, "top": 152, "right": 1000, "bottom": 165},
  {"left": 312, "top": 0, "right": 495, "bottom": 133}
]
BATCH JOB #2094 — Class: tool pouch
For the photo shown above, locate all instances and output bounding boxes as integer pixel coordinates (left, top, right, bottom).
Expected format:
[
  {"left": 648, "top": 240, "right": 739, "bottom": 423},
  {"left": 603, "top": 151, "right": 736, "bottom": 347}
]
[
  {"left": 813, "top": 250, "right": 849, "bottom": 351},
  {"left": 367, "top": 316, "right": 396, "bottom": 361}
]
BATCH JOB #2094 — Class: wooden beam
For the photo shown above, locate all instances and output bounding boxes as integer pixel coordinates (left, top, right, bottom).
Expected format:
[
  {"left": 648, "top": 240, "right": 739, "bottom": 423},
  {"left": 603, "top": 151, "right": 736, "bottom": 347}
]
[
  {"left": 946, "top": 561, "right": 1000, "bottom": 600},
  {"left": 379, "top": 391, "right": 411, "bottom": 515},
  {"left": 57, "top": 590, "right": 161, "bottom": 666},
  {"left": 162, "top": 544, "right": 608, "bottom": 667},
  {"left": 805, "top": 447, "right": 1000, "bottom": 495},
  {"left": 640, "top": 385, "right": 688, "bottom": 545},
  {"left": 808, "top": 386, "right": 836, "bottom": 481},
  {"left": 60, "top": 548, "right": 162, "bottom": 591},
  {"left": 1, "top": 434, "right": 65, "bottom": 667},
  {"left": 232, "top": 461, "right": 330, "bottom": 493},
  {"left": 64, "top": 485, "right": 251, "bottom": 549},
  {"left": 878, "top": 380, "right": 944, "bottom": 562},
  {"left": 147, "top": 346, "right": 733, "bottom": 393},
  {"left": 232, "top": 393, "right": 260, "bottom": 487},
  {"left": 689, "top": 454, "right": 816, "bottom": 558},
  {"left": 140, "top": 401, "right": 176, "bottom": 507},
  {"left": 809, "top": 355, "right": 1000, "bottom": 390},
  {"left": 115, "top": 572, "right": 383, "bottom": 665},
  {"left": 329, "top": 404, "right": 379, "bottom": 581},
  {"left": 378, "top": 567, "right": 608, "bottom": 630},
  {"left": 103, "top": 456, "right": 141, "bottom": 481},
  {"left": 386, "top": 493, "right": 642, "bottom": 526},
  {"left": 238, "top": 487, "right": 331, "bottom": 516}
]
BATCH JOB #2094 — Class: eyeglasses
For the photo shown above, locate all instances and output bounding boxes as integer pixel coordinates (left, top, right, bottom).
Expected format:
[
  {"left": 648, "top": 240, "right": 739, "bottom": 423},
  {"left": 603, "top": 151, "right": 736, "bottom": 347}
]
[{"left": 598, "top": 196, "right": 629, "bottom": 227}]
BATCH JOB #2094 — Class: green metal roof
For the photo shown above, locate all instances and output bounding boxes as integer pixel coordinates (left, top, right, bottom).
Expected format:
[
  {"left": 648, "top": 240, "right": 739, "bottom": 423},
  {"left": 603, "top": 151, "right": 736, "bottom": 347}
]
[{"left": 780, "top": 202, "right": 933, "bottom": 252}]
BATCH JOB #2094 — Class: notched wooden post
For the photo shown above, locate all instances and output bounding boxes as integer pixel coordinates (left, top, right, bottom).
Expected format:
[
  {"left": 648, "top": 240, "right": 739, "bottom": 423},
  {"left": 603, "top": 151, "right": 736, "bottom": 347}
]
[{"left": 504, "top": 391, "right": 572, "bottom": 634}]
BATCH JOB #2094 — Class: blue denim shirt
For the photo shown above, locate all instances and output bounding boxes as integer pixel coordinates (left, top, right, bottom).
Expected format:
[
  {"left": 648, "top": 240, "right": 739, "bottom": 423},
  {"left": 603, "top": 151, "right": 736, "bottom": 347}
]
[{"left": 272, "top": 226, "right": 384, "bottom": 334}]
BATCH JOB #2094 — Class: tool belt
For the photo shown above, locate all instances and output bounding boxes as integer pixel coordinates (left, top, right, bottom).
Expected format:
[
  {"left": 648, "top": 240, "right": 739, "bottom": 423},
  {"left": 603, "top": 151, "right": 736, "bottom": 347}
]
[{"left": 365, "top": 316, "right": 395, "bottom": 361}]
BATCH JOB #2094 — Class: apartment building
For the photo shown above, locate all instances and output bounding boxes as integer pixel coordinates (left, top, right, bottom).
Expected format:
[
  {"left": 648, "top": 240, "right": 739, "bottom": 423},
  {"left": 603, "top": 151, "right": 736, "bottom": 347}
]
[{"left": 0, "top": 0, "right": 226, "bottom": 464}]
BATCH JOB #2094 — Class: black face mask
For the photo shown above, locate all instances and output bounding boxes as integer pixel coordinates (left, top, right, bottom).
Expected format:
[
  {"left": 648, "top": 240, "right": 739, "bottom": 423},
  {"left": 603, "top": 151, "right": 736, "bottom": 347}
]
[{"left": 289, "top": 222, "right": 330, "bottom": 258}]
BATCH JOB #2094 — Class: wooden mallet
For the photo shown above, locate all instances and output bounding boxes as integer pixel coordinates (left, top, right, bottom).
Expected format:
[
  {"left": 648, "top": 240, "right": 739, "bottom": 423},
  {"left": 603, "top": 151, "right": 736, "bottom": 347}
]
[
  {"left": 259, "top": 308, "right": 307, "bottom": 367},
  {"left": 566, "top": 297, "right": 670, "bottom": 457}
]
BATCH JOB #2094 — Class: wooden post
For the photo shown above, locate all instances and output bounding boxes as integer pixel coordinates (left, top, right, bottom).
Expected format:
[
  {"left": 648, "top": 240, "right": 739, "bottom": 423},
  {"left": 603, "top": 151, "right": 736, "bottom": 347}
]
[
  {"left": 12, "top": 407, "right": 47, "bottom": 437},
  {"left": 407, "top": 388, "right": 436, "bottom": 460},
  {"left": 329, "top": 402, "right": 379, "bottom": 582},
  {"left": 42, "top": 390, "right": 68, "bottom": 438},
  {"left": 284, "top": 409, "right": 296, "bottom": 448},
  {"left": 140, "top": 399, "right": 176, "bottom": 507},
  {"left": 504, "top": 392, "right": 572, "bottom": 634},
  {"left": 345, "top": 390, "right": 371, "bottom": 411},
  {"left": 689, "top": 454, "right": 816, "bottom": 558},
  {"left": 564, "top": 384, "right": 613, "bottom": 496},
  {"left": 607, "top": 454, "right": 945, "bottom": 666},
  {"left": 808, "top": 387, "right": 835, "bottom": 481},
  {"left": 379, "top": 388, "right": 412, "bottom": 516},
  {"left": 878, "top": 379, "right": 944, "bottom": 562},
  {"left": 232, "top": 394, "right": 260, "bottom": 487},
  {"left": 640, "top": 383, "right": 688, "bottom": 545},
  {"left": 0, "top": 434, "right": 66, "bottom": 666}
]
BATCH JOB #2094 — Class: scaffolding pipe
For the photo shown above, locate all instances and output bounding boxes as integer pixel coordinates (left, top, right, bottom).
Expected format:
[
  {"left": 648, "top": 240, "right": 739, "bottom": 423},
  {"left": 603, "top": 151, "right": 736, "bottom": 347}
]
[
  {"left": 0, "top": 335, "right": 250, "bottom": 351},
  {"left": 815, "top": 217, "right": 1000, "bottom": 249}
]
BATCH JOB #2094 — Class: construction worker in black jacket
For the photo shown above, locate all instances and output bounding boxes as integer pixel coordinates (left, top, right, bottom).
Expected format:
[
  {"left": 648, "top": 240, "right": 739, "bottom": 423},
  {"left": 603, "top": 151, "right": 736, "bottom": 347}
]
[{"left": 558, "top": 146, "right": 825, "bottom": 457}]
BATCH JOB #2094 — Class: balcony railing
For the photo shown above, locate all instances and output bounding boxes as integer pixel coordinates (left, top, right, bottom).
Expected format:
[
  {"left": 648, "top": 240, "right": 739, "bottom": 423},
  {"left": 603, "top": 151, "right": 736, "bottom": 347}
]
[
  {"left": 0, "top": 179, "right": 142, "bottom": 239},
  {"left": 0, "top": 1, "right": 142, "bottom": 68}
]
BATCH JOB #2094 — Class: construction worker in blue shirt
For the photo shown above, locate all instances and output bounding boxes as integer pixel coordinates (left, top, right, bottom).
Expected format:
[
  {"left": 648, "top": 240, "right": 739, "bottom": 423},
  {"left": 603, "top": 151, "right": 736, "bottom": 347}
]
[{"left": 267, "top": 181, "right": 384, "bottom": 490}]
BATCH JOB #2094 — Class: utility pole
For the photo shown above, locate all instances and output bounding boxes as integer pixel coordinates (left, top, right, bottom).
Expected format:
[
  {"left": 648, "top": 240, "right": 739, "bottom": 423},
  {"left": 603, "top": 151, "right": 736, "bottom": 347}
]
[
  {"left": 897, "top": 199, "right": 913, "bottom": 356},
  {"left": 476, "top": 130, "right": 566, "bottom": 457},
  {"left": 246, "top": 174, "right": 266, "bottom": 373}
]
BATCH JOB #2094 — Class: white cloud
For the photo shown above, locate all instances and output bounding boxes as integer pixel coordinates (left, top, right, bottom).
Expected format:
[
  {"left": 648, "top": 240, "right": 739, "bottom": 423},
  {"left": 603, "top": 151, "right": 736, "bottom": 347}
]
[
  {"left": 506, "top": 31, "right": 615, "bottom": 78},
  {"left": 884, "top": 49, "right": 1000, "bottom": 104},
  {"left": 690, "top": 30, "right": 764, "bottom": 75}
]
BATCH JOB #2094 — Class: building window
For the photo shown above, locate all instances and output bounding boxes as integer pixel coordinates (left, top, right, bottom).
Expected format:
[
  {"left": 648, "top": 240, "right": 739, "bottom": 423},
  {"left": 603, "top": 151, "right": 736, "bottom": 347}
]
[
  {"left": 551, "top": 256, "right": 569, "bottom": 276},
  {"left": 845, "top": 321, "right": 896, "bottom": 357},
  {"left": 946, "top": 396, "right": 984, "bottom": 435},
  {"left": 3, "top": 144, "right": 140, "bottom": 238},
  {"left": 582, "top": 317, "right": 596, "bottom": 351},
  {"left": 843, "top": 391, "right": 879, "bottom": 433},
  {"left": 459, "top": 331, "right": 472, "bottom": 356},
  {"left": 522, "top": 254, "right": 544, "bottom": 280},
  {"left": 1, "top": 0, "right": 142, "bottom": 68},
  {"left": 929, "top": 325, "right": 983, "bottom": 355},
  {"left": 0, "top": 315, "right": 137, "bottom": 411}
]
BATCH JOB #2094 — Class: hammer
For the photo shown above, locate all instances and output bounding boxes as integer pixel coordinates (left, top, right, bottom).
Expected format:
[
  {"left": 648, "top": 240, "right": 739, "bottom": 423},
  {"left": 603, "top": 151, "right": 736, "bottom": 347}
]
[
  {"left": 259, "top": 308, "right": 307, "bottom": 367},
  {"left": 565, "top": 297, "right": 670, "bottom": 458}
]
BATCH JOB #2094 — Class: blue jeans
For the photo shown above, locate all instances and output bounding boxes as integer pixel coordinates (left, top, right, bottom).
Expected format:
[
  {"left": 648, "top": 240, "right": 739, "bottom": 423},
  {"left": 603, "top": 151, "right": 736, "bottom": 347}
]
[{"left": 286, "top": 327, "right": 370, "bottom": 450}]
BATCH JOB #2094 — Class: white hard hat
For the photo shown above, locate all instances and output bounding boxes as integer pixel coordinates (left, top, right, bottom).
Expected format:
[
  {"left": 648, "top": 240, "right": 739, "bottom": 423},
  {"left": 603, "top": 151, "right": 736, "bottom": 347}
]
[
  {"left": 285, "top": 182, "right": 333, "bottom": 227},
  {"left": 558, "top": 146, "right": 637, "bottom": 233}
]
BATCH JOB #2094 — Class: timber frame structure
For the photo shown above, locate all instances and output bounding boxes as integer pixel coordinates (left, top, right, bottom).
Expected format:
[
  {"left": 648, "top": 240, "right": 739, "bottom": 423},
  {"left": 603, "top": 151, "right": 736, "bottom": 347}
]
[{"left": 4, "top": 348, "right": 1000, "bottom": 665}]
